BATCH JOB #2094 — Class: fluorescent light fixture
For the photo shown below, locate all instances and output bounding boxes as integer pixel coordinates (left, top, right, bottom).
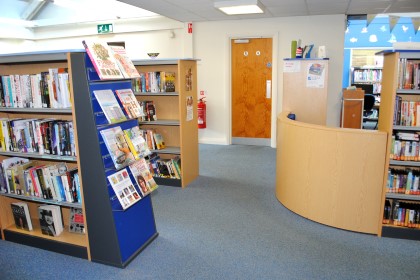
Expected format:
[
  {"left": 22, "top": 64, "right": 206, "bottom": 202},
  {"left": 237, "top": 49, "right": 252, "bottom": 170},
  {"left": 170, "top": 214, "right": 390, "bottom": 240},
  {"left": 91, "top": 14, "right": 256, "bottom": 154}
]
[{"left": 215, "top": 0, "right": 264, "bottom": 15}]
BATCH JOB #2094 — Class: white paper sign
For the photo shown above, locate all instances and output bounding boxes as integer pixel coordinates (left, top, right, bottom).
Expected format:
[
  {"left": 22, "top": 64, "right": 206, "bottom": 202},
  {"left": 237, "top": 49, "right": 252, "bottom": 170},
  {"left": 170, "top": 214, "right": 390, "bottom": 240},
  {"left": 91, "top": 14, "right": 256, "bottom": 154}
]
[
  {"left": 283, "top": 61, "right": 301, "bottom": 72},
  {"left": 306, "top": 63, "right": 325, "bottom": 88}
]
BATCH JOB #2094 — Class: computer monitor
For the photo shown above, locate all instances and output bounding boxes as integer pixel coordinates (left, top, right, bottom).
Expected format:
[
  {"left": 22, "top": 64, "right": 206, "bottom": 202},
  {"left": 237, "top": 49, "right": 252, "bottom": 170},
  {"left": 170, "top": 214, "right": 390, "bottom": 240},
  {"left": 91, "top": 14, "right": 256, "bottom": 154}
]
[{"left": 351, "top": 83, "right": 374, "bottom": 94}]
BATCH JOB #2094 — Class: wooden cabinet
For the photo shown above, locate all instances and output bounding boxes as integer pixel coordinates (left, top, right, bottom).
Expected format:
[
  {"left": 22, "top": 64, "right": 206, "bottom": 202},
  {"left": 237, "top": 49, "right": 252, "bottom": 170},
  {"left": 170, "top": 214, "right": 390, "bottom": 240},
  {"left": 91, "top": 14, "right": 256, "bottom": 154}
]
[
  {"left": 377, "top": 50, "right": 420, "bottom": 241},
  {"left": 132, "top": 59, "right": 199, "bottom": 188}
]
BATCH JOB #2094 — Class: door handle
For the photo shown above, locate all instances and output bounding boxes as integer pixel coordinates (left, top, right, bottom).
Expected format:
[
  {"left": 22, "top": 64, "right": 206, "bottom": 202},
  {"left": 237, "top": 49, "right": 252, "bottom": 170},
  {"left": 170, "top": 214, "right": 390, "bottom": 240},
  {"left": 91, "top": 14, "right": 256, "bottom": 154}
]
[{"left": 266, "top": 80, "right": 271, "bottom": 99}]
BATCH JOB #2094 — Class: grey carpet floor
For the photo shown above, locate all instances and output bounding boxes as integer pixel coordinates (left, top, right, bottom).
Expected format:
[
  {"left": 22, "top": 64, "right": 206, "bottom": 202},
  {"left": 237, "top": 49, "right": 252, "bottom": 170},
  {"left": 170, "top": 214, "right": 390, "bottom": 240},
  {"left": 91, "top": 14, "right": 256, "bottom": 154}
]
[{"left": 1, "top": 144, "right": 420, "bottom": 279}]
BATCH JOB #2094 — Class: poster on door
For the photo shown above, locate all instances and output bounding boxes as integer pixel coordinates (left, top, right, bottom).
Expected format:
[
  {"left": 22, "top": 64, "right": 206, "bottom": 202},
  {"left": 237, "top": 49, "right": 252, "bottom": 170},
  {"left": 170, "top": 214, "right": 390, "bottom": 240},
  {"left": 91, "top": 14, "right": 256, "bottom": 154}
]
[{"left": 306, "top": 63, "right": 325, "bottom": 88}]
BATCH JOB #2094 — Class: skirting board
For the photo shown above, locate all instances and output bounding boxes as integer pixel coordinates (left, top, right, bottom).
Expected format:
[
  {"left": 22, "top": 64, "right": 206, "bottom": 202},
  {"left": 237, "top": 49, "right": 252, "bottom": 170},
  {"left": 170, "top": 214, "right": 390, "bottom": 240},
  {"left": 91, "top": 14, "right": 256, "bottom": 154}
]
[{"left": 231, "top": 137, "right": 271, "bottom": 146}]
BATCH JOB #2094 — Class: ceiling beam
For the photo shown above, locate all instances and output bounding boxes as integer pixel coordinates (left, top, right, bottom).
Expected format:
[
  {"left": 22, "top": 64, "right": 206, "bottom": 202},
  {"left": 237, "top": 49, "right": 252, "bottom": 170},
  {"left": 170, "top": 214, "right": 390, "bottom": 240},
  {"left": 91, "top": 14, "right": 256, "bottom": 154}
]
[{"left": 21, "top": 0, "right": 49, "bottom": 21}]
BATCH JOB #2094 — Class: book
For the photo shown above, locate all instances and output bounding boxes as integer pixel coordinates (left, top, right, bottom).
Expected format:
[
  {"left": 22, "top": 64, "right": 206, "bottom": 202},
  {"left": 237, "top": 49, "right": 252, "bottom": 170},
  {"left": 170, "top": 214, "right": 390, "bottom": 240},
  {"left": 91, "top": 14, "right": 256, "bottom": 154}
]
[
  {"left": 153, "top": 133, "right": 165, "bottom": 150},
  {"left": 93, "top": 89, "right": 127, "bottom": 123},
  {"left": 1, "top": 157, "right": 29, "bottom": 193},
  {"left": 82, "top": 40, "right": 124, "bottom": 80},
  {"left": 164, "top": 72, "right": 176, "bottom": 92},
  {"left": 11, "top": 202, "right": 33, "bottom": 231},
  {"left": 69, "top": 207, "right": 85, "bottom": 234},
  {"left": 115, "top": 88, "right": 143, "bottom": 118},
  {"left": 129, "top": 158, "right": 158, "bottom": 195},
  {"left": 100, "top": 126, "right": 136, "bottom": 169},
  {"left": 123, "top": 125, "right": 151, "bottom": 159},
  {"left": 107, "top": 168, "right": 141, "bottom": 210},
  {"left": 38, "top": 205, "right": 63, "bottom": 236},
  {"left": 109, "top": 45, "right": 140, "bottom": 79},
  {"left": 9, "top": 160, "right": 38, "bottom": 196}
]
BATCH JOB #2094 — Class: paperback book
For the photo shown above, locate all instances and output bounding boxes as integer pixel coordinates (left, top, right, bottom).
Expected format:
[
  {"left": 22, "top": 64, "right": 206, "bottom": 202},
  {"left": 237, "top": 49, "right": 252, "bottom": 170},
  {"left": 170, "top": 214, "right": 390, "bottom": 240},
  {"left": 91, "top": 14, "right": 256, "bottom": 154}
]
[
  {"left": 11, "top": 202, "right": 33, "bottom": 231},
  {"left": 82, "top": 40, "right": 124, "bottom": 80},
  {"left": 107, "top": 168, "right": 141, "bottom": 210},
  {"left": 109, "top": 45, "right": 140, "bottom": 79},
  {"left": 123, "top": 125, "right": 151, "bottom": 159},
  {"left": 38, "top": 204, "right": 63, "bottom": 236},
  {"left": 115, "top": 88, "right": 143, "bottom": 119},
  {"left": 100, "top": 126, "right": 136, "bottom": 169},
  {"left": 93, "top": 89, "right": 127, "bottom": 124},
  {"left": 129, "top": 158, "right": 158, "bottom": 195},
  {"left": 69, "top": 207, "right": 85, "bottom": 234}
]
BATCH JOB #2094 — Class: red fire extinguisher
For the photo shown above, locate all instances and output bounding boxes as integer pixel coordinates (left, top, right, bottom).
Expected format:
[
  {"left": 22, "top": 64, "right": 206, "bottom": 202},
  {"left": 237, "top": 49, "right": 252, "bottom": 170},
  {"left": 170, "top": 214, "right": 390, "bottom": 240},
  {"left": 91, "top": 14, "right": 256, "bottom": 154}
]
[{"left": 197, "top": 97, "right": 206, "bottom": 129}]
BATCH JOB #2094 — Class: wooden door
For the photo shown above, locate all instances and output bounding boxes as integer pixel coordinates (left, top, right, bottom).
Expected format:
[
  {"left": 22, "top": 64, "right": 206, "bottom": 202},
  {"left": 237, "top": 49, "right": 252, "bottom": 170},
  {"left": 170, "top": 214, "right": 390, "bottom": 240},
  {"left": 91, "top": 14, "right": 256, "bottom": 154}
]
[{"left": 231, "top": 38, "right": 272, "bottom": 144}]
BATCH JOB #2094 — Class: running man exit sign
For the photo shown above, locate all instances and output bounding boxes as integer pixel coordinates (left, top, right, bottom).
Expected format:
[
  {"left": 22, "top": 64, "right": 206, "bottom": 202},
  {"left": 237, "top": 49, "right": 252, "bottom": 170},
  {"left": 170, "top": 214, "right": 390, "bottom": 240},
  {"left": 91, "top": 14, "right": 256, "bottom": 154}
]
[{"left": 97, "top": 24, "right": 113, "bottom": 34}]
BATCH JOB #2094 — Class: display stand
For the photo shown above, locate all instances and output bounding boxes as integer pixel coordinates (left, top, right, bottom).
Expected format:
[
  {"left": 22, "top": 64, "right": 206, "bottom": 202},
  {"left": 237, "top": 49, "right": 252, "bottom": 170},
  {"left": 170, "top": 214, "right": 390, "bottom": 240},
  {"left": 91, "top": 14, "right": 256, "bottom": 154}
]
[{"left": 69, "top": 52, "right": 158, "bottom": 267}]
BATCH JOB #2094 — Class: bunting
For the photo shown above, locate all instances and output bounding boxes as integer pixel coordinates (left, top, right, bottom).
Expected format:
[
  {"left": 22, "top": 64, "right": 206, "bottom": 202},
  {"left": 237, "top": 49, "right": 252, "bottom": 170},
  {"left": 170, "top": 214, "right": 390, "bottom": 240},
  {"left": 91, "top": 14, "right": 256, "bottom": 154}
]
[
  {"left": 389, "top": 15, "right": 400, "bottom": 33},
  {"left": 411, "top": 17, "right": 420, "bottom": 35},
  {"left": 366, "top": 14, "right": 376, "bottom": 27}
]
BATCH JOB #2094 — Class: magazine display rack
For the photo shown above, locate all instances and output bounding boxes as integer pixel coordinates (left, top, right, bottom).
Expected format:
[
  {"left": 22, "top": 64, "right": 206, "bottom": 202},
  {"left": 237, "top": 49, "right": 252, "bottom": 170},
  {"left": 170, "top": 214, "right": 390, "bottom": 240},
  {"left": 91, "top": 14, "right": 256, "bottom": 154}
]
[
  {"left": 0, "top": 51, "right": 158, "bottom": 268},
  {"left": 70, "top": 52, "right": 158, "bottom": 267},
  {"left": 132, "top": 59, "right": 199, "bottom": 188}
]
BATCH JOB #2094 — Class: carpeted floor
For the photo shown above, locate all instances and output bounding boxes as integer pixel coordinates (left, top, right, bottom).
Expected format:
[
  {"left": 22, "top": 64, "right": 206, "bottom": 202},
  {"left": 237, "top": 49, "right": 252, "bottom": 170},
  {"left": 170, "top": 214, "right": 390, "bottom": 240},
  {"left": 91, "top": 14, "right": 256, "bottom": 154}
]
[{"left": 1, "top": 144, "right": 420, "bottom": 279}]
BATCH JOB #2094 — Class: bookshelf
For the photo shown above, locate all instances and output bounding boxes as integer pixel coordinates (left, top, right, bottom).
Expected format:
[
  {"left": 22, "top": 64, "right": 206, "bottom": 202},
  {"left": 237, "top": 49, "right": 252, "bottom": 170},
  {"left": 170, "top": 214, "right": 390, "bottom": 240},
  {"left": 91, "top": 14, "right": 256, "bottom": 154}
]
[
  {"left": 351, "top": 66, "right": 382, "bottom": 94},
  {"left": 132, "top": 59, "right": 199, "bottom": 188},
  {"left": 0, "top": 50, "right": 158, "bottom": 267},
  {"left": 377, "top": 50, "right": 420, "bottom": 241},
  {"left": 0, "top": 51, "right": 88, "bottom": 259}
]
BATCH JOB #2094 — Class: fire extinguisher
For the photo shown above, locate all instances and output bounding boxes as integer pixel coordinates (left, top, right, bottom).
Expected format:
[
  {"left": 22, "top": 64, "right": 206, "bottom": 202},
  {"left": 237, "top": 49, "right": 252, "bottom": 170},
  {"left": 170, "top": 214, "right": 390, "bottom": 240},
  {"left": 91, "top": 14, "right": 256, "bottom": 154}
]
[{"left": 197, "top": 97, "right": 206, "bottom": 129}]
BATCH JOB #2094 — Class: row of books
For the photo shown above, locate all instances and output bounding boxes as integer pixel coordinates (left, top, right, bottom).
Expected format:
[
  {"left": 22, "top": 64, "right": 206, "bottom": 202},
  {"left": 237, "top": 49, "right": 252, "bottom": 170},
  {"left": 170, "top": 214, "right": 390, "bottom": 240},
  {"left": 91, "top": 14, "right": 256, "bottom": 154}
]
[
  {"left": 397, "top": 58, "right": 420, "bottom": 90},
  {"left": 387, "top": 168, "right": 420, "bottom": 195},
  {"left": 390, "top": 137, "right": 420, "bottom": 161},
  {"left": 148, "top": 153, "right": 181, "bottom": 180},
  {"left": 11, "top": 202, "right": 84, "bottom": 235},
  {"left": 132, "top": 71, "right": 176, "bottom": 93},
  {"left": 393, "top": 97, "right": 420, "bottom": 126},
  {"left": 0, "top": 118, "right": 76, "bottom": 157},
  {"left": 0, "top": 69, "right": 71, "bottom": 109},
  {"left": 93, "top": 88, "right": 157, "bottom": 124},
  {"left": 141, "top": 129, "right": 165, "bottom": 151},
  {"left": 353, "top": 68, "right": 382, "bottom": 83},
  {"left": 0, "top": 157, "right": 81, "bottom": 203},
  {"left": 383, "top": 200, "right": 420, "bottom": 228}
]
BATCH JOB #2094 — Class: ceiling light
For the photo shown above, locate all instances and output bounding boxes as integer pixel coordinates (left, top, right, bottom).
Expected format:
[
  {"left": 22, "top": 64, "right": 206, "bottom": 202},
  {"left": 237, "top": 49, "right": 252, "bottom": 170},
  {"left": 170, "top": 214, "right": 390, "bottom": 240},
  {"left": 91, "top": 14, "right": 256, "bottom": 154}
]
[{"left": 215, "top": 0, "right": 264, "bottom": 15}]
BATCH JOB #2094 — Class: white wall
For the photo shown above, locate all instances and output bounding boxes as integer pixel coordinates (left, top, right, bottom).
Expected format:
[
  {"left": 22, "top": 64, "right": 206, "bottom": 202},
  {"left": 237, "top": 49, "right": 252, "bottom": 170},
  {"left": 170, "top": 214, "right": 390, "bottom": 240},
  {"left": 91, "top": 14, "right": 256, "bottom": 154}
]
[
  {"left": 0, "top": 14, "right": 346, "bottom": 147},
  {"left": 194, "top": 15, "right": 346, "bottom": 146}
]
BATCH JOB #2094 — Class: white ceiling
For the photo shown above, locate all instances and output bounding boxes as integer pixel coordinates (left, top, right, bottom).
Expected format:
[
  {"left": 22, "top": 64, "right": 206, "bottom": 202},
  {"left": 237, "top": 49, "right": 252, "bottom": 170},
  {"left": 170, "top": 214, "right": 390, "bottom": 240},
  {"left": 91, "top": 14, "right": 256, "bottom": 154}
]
[
  {"left": 1, "top": 0, "right": 420, "bottom": 28},
  {"left": 118, "top": 0, "right": 420, "bottom": 22}
]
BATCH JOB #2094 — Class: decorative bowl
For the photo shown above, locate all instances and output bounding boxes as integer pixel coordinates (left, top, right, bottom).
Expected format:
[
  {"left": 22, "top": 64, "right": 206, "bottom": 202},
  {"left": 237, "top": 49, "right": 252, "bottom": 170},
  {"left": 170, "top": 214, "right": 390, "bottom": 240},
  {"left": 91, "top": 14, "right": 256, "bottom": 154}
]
[{"left": 147, "top": 53, "right": 160, "bottom": 59}]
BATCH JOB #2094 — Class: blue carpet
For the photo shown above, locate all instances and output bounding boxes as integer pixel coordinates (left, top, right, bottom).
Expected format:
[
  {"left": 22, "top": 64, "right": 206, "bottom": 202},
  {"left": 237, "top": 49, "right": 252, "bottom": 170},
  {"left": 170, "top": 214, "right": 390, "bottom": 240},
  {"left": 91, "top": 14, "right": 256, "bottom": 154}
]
[{"left": 1, "top": 144, "right": 420, "bottom": 279}]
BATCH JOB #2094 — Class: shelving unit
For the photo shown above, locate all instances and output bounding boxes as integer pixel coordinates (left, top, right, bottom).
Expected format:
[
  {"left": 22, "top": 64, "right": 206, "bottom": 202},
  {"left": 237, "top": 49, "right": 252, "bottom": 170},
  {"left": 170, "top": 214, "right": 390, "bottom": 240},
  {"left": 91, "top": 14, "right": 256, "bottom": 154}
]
[
  {"left": 351, "top": 66, "right": 382, "bottom": 94},
  {"left": 132, "top": 59, "right": 199, "bottom": 188},
  {"left": 0, "top": 50, "right": 89, "bottom": 259},
  {"left": 0, "top": 50, "right": 159, "bottom": 267},
  {"left": 377, "top": 50, "right": 420, "bottom": 241},
  {"left": 69, "top": 52, "right": 158, "bottom": 267}
]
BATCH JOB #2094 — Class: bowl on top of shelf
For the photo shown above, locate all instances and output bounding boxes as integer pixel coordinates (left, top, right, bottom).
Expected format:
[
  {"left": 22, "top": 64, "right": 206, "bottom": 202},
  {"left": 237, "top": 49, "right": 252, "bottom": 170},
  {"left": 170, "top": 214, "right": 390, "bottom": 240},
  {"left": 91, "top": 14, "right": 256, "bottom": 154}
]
[{"left": 147, "top": 53, "right": 160, "bottom": 59}]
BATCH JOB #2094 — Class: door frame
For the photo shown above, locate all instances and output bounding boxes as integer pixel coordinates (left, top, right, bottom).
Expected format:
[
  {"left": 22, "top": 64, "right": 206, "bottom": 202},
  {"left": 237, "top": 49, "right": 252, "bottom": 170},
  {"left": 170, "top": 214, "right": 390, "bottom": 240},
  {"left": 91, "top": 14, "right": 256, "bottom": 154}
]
[{"left": 227, "top": 34, "right": 279, "bottom": 147}]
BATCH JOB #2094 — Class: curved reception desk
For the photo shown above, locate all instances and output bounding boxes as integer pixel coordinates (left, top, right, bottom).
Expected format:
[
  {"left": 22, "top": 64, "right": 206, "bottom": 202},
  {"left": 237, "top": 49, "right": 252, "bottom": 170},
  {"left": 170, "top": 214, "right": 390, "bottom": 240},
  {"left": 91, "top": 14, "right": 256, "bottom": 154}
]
[{"left": 276, "top": 112, "right": 387, "bottom": 234}]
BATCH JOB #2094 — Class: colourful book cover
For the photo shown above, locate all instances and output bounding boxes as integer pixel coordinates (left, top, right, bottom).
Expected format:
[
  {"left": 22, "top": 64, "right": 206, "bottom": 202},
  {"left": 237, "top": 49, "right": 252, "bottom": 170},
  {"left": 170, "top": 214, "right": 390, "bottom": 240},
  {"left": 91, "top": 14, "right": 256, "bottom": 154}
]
[
  {"left": 115, "top": 88, "right": 143, "bottom": 118},
  {"left": 109, "top": 45, "right": 140, "bottom": 79},
  {"left": 93, "top": 89, "right": 127, "bottom": 124},
  {"left": 100, "top": 126, "right": 136, "bottom": 169},
  {"left": 82, "top": 40, "right": 124, "bottom": 80}
]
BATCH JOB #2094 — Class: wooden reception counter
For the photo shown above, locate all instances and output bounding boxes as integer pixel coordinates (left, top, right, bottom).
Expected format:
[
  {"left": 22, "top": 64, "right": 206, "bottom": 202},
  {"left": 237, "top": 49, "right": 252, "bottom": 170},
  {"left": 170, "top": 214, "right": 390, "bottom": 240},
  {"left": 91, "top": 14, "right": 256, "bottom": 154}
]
[{"left": 276, "top": 112, "right": 387, "bottom": 234}]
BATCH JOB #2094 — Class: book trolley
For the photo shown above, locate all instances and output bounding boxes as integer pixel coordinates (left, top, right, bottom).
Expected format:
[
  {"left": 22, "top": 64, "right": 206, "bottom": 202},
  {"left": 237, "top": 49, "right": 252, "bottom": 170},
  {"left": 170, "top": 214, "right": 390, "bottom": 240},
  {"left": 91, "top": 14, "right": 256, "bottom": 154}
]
[{"left": 70, "top": 52, "right": 158, "bottom": 267}]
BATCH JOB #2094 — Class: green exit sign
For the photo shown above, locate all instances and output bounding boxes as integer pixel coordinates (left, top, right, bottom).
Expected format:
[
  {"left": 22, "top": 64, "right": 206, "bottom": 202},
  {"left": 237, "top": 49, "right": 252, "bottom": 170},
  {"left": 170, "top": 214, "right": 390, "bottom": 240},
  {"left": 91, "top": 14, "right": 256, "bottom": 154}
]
[{"left": 97, "top": 24, "right": 113, "bottom": 34}]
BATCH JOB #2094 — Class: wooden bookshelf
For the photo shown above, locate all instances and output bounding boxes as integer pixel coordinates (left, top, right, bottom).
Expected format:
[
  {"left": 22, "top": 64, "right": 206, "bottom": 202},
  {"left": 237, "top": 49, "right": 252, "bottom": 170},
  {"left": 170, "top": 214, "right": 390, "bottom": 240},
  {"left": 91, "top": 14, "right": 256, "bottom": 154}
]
[
  {"left": 132, "top": 59, "right": 199, "bottom": 188},
  {"left": 377, "top": 50, "right": 420, "bottom": 241},
  {"left": 0, "top": 51, "right": 89, "bottom": 259}
]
